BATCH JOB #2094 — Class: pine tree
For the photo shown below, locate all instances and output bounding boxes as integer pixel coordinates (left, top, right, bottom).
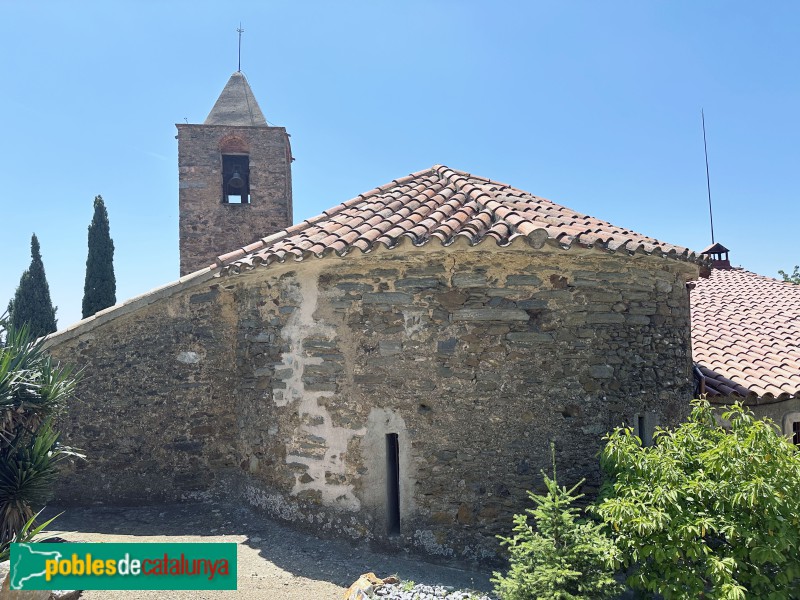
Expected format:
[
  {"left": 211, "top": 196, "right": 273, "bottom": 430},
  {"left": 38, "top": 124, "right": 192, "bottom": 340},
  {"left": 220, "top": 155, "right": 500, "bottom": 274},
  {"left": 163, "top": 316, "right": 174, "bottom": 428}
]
[
  {"left": 492, "top": 445, "right": 622, "bottom": 600},
  {"left": 82, "top": 195, "right": 116, "bottom": 318},
  {"left": 7, "top": 234, "right": 58, "bottom": 338}
]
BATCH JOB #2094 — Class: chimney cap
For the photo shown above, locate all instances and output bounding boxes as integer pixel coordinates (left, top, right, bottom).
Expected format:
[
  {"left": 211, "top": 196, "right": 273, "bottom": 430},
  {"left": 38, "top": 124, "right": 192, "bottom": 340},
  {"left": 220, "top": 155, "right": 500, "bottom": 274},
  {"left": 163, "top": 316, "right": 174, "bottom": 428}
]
[
  {"left": 700, "top": 242, "right": 731, "bottom": 270},
  {"left": 701, "top": 242, "right": 730, "bottom": 255}
]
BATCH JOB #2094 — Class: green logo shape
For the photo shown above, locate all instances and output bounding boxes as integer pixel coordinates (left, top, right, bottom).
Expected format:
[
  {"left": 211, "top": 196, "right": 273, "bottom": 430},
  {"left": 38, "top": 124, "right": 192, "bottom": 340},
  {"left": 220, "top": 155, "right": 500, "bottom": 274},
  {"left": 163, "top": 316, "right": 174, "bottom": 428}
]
[{"left": 10, "top": 542, "right": 237, "bottom": 590}]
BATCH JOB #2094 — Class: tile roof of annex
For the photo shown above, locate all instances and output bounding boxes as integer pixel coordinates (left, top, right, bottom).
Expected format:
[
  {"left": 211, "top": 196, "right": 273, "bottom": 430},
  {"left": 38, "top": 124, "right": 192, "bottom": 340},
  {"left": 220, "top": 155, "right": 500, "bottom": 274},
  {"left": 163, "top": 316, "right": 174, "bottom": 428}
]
[{"left": 691, "top": 266, "right": 800, "bottom": 403}]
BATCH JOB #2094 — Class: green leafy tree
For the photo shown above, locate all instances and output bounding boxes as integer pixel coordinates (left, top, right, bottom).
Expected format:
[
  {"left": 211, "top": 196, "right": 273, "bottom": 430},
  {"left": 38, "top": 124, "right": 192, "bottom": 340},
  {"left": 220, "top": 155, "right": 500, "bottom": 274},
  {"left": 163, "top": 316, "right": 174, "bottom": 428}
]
[
  {"left": 0, "top": 315, "right": 82, "bottom": 551},
  {"left": 7, "top": 234, "right": 57, "bottom": 338},
  {"left": 82, "top": 195, "right": 116, "bottom": 318},
  {"left": 779, "top": 266, "right": 800, "bottom": 284},
  {"left": 492, "top": 446, "right": 622, "bottom": 600},
  {"left": 595, "top": 400, "right": 800, "bottom": 599}
]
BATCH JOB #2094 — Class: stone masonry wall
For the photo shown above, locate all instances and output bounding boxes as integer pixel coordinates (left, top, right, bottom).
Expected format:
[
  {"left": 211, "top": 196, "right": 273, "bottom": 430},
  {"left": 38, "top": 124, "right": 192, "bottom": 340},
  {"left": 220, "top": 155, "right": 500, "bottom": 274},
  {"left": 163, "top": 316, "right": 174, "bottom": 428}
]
[
  {"left": 44, "top": 245, "right": 698, "bottom": 564},
  {"left": 177, "top": 123, "right": 293, "bottom": 275},
  {"left": 231, "top": 246, "right": 698, "bottom": 562},
  {"left": 47, "top": 278, "right": 240, "bottom": 504}
]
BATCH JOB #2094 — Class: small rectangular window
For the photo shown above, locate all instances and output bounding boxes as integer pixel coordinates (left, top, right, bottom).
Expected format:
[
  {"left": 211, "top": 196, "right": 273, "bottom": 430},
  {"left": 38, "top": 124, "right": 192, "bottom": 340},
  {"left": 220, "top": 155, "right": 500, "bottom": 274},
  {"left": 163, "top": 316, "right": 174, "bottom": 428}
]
[{"left": 793, "top": 421, "right": 800, "bottom": 446}]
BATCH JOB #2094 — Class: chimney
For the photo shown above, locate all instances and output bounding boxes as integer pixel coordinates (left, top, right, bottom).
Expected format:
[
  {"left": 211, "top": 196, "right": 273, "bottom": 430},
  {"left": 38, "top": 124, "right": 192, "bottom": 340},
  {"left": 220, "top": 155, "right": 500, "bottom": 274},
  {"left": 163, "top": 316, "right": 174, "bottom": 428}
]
[{"left": 700, "top": 242, "right": 731, "bottom": 270}]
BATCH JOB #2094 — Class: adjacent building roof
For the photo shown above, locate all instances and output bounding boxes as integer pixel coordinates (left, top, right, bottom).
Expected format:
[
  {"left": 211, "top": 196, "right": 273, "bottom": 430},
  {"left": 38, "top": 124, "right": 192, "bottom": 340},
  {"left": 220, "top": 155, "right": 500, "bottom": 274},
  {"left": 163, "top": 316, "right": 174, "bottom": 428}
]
[
  {"left": 204, "top": 72, "right": 267, "bottom": 126},
  {"left": 214, "top": 165, "right": 704, "bottom": 275},
  {"left": 691, "top": 265, "right": 800, "bottom": 403}
]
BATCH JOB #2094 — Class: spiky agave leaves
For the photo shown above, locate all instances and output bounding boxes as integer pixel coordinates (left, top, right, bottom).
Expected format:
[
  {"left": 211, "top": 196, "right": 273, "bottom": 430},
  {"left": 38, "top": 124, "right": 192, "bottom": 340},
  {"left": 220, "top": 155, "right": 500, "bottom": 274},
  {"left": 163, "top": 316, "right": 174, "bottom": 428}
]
[
  {"left": 0, "top": 316, "right": 78, "bottom": 449},
  {"left": 0, "top": 509, "right": 62, "bottom": 562},
  {"left": 0, "top": 315, "right": 82, "bottom": 549},
  {"left": 0, "top": 419, "right": 83, "bottom": 548}
]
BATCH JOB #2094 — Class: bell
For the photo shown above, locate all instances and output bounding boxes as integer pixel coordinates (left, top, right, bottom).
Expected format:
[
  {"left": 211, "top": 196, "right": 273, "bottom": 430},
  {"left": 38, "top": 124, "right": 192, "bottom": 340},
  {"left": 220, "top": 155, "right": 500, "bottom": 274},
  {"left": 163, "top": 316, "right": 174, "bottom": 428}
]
[{"left": 228, "top": 168, "right": 245, "bottom": 189}]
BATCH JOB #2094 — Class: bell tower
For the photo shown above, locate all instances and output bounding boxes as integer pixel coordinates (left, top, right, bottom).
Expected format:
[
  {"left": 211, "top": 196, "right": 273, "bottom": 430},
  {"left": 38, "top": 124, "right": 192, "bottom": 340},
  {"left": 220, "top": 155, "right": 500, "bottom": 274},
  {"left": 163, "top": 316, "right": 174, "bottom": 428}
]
[{"left": 177, "top": 72, "right": 293, "bottom": 275}]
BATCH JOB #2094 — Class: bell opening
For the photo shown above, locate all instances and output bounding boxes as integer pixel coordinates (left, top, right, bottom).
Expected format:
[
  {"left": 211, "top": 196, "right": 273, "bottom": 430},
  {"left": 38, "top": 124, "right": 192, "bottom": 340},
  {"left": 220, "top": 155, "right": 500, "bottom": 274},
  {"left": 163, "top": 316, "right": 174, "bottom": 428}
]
[{"left": 222, "top": 154, "right": 250, "bottom": 204}]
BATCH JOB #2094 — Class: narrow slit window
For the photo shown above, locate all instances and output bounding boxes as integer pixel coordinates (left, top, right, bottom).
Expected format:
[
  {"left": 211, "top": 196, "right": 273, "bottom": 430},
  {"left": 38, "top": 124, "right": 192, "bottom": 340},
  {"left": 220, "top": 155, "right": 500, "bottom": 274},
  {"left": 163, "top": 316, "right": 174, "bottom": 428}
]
[
  {"left": 793, "top": 421, "right": 800, "bottom": 446},
  {"left": 386, "top": 433, "right": 400, "bottom": 535},
  {"left": 636, "top": 414, "right": 653, "bottom": 447}
]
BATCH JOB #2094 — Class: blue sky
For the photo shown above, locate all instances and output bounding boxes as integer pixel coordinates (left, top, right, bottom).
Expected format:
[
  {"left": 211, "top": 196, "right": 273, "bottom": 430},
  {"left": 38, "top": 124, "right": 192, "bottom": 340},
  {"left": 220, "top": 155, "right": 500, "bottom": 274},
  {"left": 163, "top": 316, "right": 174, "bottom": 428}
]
[{"left": 2, "top": 1, "right": 798, "bottom": 327}]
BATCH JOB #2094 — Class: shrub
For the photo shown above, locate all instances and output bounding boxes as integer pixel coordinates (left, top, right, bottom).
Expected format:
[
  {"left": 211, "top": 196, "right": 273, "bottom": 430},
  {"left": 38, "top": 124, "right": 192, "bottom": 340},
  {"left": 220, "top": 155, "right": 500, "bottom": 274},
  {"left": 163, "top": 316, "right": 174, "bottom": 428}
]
[
  {"left": 0, "top": 316, "right": 82, "bottom": 552},
  {"left": 595, "top": 399, "right": 800, "bottom": 599},
  {"left": 492, "top": 447, "right": 622, "bottom": 600}
]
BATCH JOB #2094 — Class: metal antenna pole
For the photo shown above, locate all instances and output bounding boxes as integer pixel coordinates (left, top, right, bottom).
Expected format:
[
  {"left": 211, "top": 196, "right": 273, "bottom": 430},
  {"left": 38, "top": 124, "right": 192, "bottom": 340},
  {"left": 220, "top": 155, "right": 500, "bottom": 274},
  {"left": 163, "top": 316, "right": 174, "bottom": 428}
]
[
  {"left": 237, "top": 24, "right": 244, "bottom": 72},
  {"left": 702, "top": 109, "right": 716, "bottom": 245}
]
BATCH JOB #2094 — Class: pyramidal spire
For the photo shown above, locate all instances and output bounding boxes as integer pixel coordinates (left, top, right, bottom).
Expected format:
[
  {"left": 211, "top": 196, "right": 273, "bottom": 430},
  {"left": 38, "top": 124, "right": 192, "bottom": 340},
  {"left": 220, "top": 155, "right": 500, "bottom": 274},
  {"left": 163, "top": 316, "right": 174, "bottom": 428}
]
[{"left": 204, "top": 72, "right": 267, "bottom": 126}]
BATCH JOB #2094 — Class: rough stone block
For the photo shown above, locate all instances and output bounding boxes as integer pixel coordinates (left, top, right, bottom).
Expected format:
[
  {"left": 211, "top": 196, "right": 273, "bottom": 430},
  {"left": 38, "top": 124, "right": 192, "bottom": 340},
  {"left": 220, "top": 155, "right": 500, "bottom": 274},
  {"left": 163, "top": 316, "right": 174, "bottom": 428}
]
[
  {"left": 590, "top": 365, "right": 615, "bottom": 379},
  {"left": 335, "top": 282, "right": 374, "bottom": 293},
  {"left": 452, "top": 309, "right": 530, "bottom": 322},
  {"left": 379, "top": 340, "right": 402, "bottom": 356},
  {"left": 362, "top": 292, "right": 412, "bottom": 304},
  {"left": 437, "top": 338, "right": 458, "bottom": 354},
  {"left": 626, "top": 314, "right": 651, "bottom": 325},
  {"left": 452, "top": 273, "right": 487, "bottom": 287},
  {"left": 395, "top": 277, "right": 443, "bottom": 289},
  {"left": 189, "top": 290, "right": 219, "bottom": 304},
  {"left": 516, "top": 299, "right": 548, "bottom": 310},
  {"left": 505, "top": 332, "right": 555, "bottom": 343},
  {"left": 505, "top": 274, "right": 542, "bottom": 286},
  {"left": 587, "top": 312, "right": 625, "bottom": 324}
]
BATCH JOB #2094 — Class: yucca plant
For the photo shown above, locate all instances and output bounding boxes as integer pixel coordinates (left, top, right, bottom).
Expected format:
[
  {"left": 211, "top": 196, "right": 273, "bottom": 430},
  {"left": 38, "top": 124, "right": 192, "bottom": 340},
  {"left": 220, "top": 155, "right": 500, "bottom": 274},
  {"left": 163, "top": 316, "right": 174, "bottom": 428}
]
[
  {"left": 0, "top": 314, "right": 82, "bottom": 551},
  {"left": 0, "top": 317, "right": 77, "bottom": 448},
  {"left": 0, "top": 510, "right": 62, "bottom": 562},
  {"left": 0, "top": 419, "right": 82, "bottom": 548}
]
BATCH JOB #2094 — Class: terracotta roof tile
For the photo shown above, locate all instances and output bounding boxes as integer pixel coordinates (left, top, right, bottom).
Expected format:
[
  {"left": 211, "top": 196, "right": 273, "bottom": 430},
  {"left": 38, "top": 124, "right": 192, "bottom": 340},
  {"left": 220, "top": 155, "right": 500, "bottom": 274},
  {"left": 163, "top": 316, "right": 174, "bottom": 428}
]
[
  {"left": 691, "top": 266, "right": 800, "bottom": 403},
  {"left": 214, "top": 165, "right": 703, "bottom": 275}
]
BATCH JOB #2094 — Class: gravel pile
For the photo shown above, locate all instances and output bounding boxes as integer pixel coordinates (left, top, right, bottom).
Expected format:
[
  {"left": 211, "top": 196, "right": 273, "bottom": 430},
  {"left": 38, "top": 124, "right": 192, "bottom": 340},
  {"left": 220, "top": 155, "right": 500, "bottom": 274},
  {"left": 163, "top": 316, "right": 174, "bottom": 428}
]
[{"left": 376, "top": 582, "right": 498, "bottom": 600}]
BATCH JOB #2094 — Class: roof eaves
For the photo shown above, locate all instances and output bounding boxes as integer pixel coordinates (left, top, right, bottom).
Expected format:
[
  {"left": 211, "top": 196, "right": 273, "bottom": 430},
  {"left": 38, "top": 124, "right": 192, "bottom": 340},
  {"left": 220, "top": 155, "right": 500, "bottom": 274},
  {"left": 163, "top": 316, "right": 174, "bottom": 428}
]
[{"left": 43, "top": 267, "right": 217, "bottom": 347}]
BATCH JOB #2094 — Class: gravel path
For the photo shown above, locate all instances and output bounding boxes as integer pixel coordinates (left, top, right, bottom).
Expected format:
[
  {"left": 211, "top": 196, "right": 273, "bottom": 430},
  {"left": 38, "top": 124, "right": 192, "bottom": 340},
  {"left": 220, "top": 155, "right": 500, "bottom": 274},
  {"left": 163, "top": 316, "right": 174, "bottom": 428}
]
[{"left": 42, "top": 503, "right": 496, "bottom": 600}]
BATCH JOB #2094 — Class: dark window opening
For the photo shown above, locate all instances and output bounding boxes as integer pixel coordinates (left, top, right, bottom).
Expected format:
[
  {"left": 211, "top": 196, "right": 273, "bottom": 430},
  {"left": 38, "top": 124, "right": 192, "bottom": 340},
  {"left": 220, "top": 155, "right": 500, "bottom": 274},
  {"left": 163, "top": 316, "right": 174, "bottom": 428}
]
[
  {"left": 793, "top": 421, "right": 800, "bottom": 446},
  {"left": 636, "top": 414, "right": 652, "bottom": 447},
  {"left": 386, "top": 433, "right": 400, "bottom": 535},
  {"left": 222, "top": 154, "right": 250, "bottom": 204}
]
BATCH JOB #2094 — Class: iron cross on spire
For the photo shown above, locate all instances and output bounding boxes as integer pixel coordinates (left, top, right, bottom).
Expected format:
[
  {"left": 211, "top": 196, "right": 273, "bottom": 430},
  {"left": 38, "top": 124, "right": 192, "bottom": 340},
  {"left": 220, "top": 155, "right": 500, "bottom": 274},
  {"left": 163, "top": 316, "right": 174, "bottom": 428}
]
[{"left": 237, "top": 23, "right": 244, "bottom": 72}]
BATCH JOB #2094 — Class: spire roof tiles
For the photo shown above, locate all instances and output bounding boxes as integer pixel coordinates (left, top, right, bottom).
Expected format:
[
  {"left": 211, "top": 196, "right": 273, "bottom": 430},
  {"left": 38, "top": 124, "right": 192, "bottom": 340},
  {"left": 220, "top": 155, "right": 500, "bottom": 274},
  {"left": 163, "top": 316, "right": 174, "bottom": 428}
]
[{"left": 204, "top": 71, "right": 267, "bottom": 126}]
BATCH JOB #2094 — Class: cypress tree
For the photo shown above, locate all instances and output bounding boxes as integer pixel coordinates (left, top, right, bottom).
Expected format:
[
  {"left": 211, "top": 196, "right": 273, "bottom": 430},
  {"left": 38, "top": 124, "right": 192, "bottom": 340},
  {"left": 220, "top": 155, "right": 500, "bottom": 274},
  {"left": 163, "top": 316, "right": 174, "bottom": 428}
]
[
  {"left": 7, "top": 234, "right": 58, "bottom": 338},
  {"left": 82, "top": 195, "right": 116, "bottom": 318}
]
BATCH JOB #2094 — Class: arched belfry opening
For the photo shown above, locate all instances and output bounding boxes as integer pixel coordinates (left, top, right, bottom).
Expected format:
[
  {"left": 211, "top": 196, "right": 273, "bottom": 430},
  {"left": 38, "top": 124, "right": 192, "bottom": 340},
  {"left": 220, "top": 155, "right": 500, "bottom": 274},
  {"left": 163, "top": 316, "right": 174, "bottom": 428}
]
[
  {"left": 222, "top": 154, "right": 250, "bottom": 204},
  {"left": 176, "top": 72, "right": 293, "bottom": 275},
  {"left": 219, "top": 135, "right": 252, "bottom": 205}
]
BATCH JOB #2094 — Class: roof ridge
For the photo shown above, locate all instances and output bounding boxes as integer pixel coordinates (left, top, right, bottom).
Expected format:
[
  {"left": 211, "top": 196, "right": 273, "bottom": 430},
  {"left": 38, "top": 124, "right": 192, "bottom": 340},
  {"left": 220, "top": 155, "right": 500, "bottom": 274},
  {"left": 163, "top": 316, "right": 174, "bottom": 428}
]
[
  {"left": 431, "top": 164, "right": 511, "bottom": 189},
  {"left": 432, "top": 165, "right": 553, "bottom": 240}
]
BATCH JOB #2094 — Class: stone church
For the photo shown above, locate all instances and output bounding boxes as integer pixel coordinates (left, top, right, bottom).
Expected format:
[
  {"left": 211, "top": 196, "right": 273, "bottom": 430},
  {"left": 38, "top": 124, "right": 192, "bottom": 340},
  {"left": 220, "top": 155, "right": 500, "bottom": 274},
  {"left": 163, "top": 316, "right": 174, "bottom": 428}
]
[{"left": 46, "top": 72, "right": 705, "bottom": 562}]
